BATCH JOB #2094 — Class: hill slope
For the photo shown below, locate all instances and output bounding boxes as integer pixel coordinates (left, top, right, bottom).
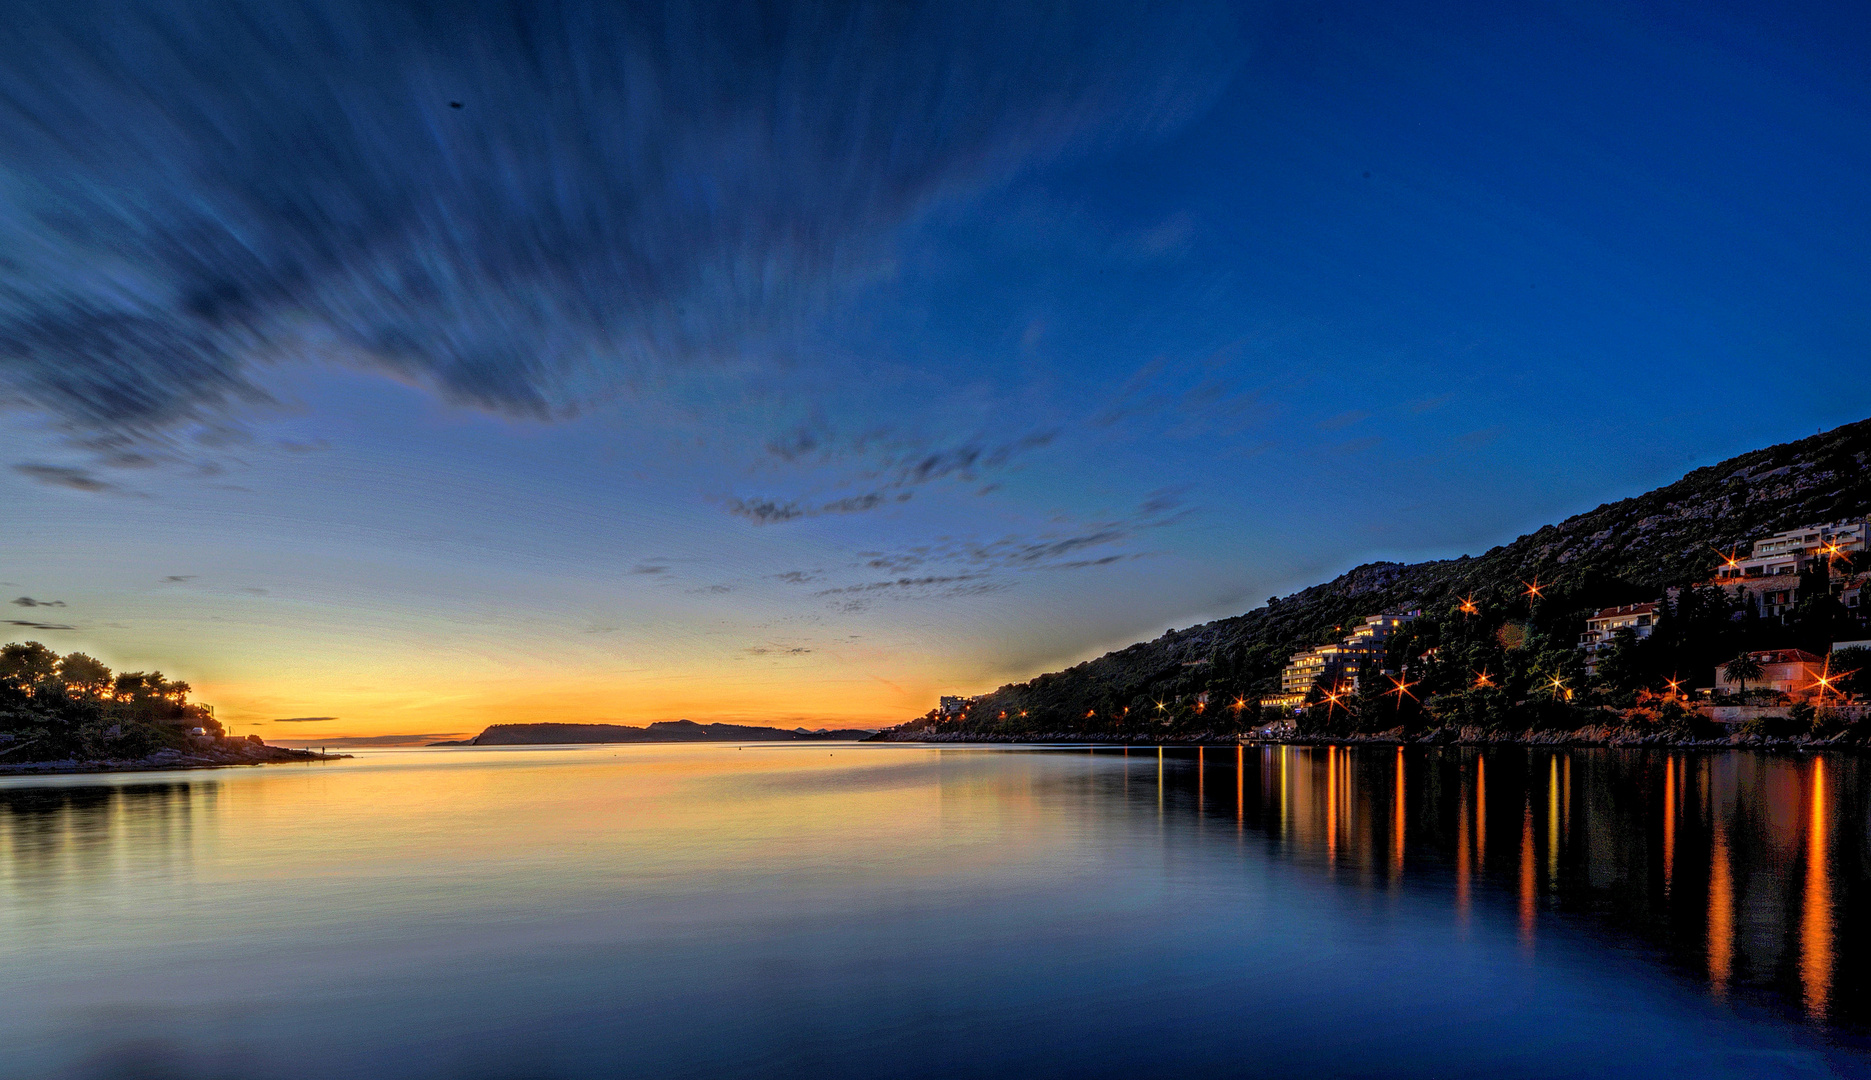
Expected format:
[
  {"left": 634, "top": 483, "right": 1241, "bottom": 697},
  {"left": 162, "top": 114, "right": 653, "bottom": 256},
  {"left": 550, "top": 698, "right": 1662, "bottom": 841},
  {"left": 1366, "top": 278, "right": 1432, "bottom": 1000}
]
[{"left": 911, "top": 418, "right": 1871, "bottom": 735}]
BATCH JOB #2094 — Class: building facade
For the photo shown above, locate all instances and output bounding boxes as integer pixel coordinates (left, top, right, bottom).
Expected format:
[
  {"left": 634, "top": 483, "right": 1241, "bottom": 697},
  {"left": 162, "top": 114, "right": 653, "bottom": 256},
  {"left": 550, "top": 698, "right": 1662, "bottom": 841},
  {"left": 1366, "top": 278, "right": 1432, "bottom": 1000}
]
[
  {"left": 1577, "top": 601, "right": 1660, "bottom": 675},
  {"left": 1713, "top": 649, "right": 1826, "bottom": 696},
  {"left": 1712, "top": 518, "right": 1867, "bottom": 619},
  {"left": 1270, "top": 612, "right": 1416, "bottom": 710}
]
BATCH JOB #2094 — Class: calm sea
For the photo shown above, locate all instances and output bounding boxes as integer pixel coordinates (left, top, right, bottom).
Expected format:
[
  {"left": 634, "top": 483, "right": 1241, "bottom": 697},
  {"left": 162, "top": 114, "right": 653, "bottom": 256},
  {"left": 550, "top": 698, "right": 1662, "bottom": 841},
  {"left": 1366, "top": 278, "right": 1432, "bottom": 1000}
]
[{"left": 3, "top": 743, "right": 1870, "bottom": 1079}]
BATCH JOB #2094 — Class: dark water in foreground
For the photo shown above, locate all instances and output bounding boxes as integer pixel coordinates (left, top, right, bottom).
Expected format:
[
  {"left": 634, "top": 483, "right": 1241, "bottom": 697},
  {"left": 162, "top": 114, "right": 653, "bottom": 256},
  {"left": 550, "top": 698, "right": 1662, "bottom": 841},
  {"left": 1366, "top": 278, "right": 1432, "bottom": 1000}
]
[{"left": 4, "top": 744, "right": 1871, "bottom": 1079}]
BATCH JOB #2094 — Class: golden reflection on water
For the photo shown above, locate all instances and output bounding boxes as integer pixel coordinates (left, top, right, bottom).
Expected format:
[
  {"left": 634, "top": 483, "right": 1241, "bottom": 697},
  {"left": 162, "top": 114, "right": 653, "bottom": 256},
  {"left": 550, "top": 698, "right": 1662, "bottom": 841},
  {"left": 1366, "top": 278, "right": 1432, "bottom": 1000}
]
[
  {"left": 1475, "top": 755, "right": 1485, "bottom": 869},
  {"left": 1709, "top": 781, "right": 1734, "bottom": 1001},
  {"left": 1802, "top": 756, "right": 1832, "bottom": 1021},
  {"left": 1519, "top": 795, "right": 1537, "bottom": 951},
  {"left": 1392, "top": 747, "right": 1405, "bottom": 879},
  {"left": 1547, "top": 754, "right": 1559, "bottom": 891},
  {"left": 8, "top": 744, "right": 1871, "bottom": 1039},
  {"left": 1663, "top": 755, "right": 1676, "bottom": 896},
  {"left": 1232, "top": 746, "right": 1871, "bottom": 1025},
  {"left": 1327, "top": 745, "right": 1338, "bottom": 862}
]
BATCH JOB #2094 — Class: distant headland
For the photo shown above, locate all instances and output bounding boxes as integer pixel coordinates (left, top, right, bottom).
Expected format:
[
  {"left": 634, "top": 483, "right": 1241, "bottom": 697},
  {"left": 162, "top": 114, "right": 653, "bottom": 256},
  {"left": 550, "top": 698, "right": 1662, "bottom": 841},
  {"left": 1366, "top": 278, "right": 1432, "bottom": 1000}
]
[{"left": 435, "top": 719, "right": 879, "bottom": 746}]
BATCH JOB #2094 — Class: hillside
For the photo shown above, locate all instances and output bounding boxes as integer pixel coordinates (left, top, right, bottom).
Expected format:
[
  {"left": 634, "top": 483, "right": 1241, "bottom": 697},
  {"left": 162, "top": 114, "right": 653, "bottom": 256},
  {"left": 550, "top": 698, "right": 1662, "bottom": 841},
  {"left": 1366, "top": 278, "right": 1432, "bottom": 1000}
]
[
  {"left": 439, "top": 720, "right": 878, "bottom": 745},
  {"left": 906, "top": 418, "right": 1871, "bottom": 736}
]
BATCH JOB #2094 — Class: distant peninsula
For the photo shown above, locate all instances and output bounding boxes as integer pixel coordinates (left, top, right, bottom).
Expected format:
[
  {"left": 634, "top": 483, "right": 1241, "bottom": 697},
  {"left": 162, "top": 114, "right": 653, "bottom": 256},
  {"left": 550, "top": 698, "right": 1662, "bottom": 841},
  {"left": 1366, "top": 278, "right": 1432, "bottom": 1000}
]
[
  {"left": 435, "top": 719, "right": 879, "bottom": 746},
  {"left": 1, "top": 640, "right": 343, "bottom": 774}
]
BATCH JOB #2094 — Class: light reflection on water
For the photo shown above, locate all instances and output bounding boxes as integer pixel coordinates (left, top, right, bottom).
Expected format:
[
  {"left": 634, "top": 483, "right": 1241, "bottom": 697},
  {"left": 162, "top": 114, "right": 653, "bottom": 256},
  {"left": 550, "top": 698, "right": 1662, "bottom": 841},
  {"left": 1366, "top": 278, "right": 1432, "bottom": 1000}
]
[{"left": 1, "top": 743, "right": 1869, "bottom": 1079}]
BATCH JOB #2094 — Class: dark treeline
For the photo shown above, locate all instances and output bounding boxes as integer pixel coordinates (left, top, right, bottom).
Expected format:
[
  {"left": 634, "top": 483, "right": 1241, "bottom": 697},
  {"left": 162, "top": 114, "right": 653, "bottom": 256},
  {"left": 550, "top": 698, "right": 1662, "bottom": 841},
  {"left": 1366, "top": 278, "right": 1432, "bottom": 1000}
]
[{"left": 0, "top": 641, "right": 225, "bottom": 761}]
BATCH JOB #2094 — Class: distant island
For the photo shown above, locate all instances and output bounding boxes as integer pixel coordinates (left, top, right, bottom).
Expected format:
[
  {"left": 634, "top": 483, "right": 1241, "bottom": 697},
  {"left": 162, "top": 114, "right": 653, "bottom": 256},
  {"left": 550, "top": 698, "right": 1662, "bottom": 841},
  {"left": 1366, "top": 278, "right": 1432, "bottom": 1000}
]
[
  {"left": 0, "top": 641, "right": 340, "bottom": 773},
  {"left": 434, "top": 719, "right": 879, "bottom": 746},
  {"left": 878, "top": 419, "right": 1871, "bottom": 749}
]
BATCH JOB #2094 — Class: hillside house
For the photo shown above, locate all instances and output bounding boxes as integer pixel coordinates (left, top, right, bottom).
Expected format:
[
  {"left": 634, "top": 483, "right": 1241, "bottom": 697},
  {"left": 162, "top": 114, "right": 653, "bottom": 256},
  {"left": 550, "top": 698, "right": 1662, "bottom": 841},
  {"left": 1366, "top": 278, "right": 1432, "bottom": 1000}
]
[
  {"left": 1713, "top": 649, "right": 1826, "bottom": 696},
  {"left": 1712, "top": 518, "right": 1867, "bottom": 619},
  {"left": 1577, "top": 602, "right": 1660, "bottom": 675}
]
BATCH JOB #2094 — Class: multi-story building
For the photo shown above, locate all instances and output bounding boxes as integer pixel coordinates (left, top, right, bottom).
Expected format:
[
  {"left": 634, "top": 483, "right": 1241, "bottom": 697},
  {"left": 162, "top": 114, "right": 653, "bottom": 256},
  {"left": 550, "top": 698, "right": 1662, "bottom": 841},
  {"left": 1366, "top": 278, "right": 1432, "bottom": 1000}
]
[
  {"left": 937, "top": 695, "right": 969, "bottom": 717},
  {"left": 1712, "top": 519, "right": 1867, "bottom": 619},
  {"left": 1270, "top": 612, "right": 1416, "bottom": 709},
  {"left": 1577, "top": 601, "right": 1660, "bottom": 675}
]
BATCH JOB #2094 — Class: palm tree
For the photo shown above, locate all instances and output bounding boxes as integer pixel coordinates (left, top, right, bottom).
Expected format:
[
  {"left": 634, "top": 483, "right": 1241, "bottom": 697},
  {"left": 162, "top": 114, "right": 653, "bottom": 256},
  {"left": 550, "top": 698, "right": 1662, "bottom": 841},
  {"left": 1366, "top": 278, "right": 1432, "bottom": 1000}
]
[{"left": 1723, "top": 652, "right": 1764, "bottom": 698}]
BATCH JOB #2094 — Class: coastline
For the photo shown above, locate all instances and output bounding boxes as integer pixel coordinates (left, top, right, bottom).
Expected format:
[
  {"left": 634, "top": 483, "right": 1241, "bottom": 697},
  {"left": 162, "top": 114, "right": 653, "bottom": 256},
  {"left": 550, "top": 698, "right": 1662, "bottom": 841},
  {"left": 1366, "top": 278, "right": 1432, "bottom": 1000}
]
[
  {"left": 0, "top": 741, "right": 350, "bottom": 777},
  {"left": 868, "top": 727, "right": 1862, "bottom": 752}
]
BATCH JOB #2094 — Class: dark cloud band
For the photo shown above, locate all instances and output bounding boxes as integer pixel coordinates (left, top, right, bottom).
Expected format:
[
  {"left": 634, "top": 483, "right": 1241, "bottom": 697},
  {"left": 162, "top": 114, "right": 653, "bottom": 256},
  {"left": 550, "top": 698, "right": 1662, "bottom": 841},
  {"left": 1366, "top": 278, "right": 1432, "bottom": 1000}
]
[{"left": 0, "top": 1, "right": 1232, "bottom": 434}]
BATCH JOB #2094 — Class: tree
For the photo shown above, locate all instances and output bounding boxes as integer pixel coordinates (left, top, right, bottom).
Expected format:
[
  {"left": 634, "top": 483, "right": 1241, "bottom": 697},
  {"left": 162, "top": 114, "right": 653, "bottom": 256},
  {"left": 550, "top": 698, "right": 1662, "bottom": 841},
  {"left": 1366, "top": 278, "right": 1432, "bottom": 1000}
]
[
  {"left": 1722, "top": 652, "right": 1764, "bottom": 697},
  {"left": 0, "top": 641, "right": 59, "bottom": 690},
  {"left": 1833, "top": 647, "right": 1871, "bottom": 701},
  {"left": 57, "top": 653, "right": 113, "bottom": 699}
]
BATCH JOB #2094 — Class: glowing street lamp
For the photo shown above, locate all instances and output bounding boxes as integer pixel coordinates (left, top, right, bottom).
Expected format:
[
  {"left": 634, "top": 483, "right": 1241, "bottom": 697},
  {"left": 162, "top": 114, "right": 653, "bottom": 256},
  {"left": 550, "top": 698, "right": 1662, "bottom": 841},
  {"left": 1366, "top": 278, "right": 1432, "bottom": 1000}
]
[
  {"left": 1459, "top": 594, "right": 1479, "bottom": 616},
  {"left": 1387, "top": 675, "right": 1417, "bottom": 703},
  {"left": 1545, "top": 673, "right": 1568, "bottom": 699},
  {"left": 1522, "top": 578, "right": 1544, "bottom": 600},
  {"left": 1809, "top": 656, "right": 1857, "bottom": 704},
  {"left": 1712, "top": 545, "right": 1740, "bottom": 571},
  {"left": 1474, "top": 669, "right": 1494, "bottom": 689}
]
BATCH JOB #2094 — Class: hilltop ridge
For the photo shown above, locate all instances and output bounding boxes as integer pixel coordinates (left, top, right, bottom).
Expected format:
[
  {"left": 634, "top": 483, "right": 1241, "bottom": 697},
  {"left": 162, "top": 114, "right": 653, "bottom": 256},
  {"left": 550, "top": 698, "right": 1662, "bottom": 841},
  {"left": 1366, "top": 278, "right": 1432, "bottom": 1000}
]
[{"left": 897, "top": 418, "right": 1871, "bottom": 737}]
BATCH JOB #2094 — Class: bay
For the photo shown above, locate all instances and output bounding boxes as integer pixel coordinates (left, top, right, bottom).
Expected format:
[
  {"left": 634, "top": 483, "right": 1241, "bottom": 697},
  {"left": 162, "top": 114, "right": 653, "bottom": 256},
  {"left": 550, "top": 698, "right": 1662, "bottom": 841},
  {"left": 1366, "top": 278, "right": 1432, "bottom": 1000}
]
[{"left": 2, "top": 743, "right": 1867, "bottom": 1079}]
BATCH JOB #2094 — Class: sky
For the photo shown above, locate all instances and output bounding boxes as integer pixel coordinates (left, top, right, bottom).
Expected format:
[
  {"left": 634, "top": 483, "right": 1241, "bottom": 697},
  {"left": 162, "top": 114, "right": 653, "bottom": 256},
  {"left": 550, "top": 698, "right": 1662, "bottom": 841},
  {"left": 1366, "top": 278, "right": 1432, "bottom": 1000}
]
[{"left": 2, "top": 0, "right": 1869, "bottom": 742}]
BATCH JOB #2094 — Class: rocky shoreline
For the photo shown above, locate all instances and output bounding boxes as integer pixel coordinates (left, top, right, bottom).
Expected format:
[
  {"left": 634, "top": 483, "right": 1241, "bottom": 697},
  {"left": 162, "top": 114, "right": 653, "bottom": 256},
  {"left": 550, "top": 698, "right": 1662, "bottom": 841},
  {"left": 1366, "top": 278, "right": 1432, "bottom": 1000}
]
[
  {"left": 867, "top": 726, "right": 1862, "bottom": 752},
  {"left": 0, "top": 739, "right": 350, "bottom": 776}
]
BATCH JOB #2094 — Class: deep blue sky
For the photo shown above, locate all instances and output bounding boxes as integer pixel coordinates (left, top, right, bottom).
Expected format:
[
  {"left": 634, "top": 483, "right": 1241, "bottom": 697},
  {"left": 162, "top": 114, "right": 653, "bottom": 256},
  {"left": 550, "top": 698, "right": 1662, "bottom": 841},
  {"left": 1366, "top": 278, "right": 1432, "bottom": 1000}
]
[{"left": 2, "top": 0, "right": 1867, "bottom": 736}]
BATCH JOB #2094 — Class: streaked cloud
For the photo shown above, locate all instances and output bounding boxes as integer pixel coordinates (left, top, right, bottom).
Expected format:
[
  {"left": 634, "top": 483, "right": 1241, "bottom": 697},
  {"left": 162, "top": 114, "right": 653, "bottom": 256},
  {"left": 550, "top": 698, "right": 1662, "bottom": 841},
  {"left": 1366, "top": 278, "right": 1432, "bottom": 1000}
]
[{"left": 0, "top": 1, "right": 1235, "bottom": 436}]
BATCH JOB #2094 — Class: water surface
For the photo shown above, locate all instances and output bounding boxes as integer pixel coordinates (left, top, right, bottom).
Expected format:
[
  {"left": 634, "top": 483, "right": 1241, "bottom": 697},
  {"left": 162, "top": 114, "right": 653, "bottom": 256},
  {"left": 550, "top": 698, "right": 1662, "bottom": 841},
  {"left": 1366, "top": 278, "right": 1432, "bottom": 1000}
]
[{"left": 3, "top": 743, "right": 1869, "bottom": 1078}]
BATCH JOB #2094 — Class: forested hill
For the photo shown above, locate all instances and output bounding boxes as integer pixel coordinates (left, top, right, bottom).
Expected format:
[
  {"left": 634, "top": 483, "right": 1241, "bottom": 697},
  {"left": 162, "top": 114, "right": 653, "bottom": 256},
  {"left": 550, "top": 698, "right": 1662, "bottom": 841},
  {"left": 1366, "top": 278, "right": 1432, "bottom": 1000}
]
[{"left": 914, "top": 418, "right": 1871, "bottom": 733}]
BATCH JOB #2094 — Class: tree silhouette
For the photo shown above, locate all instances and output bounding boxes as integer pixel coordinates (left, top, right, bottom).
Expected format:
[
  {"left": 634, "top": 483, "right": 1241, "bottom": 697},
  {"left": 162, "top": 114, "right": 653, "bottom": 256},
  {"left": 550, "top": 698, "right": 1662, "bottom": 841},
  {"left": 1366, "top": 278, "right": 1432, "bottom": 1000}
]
[{"left": 1722, "top": 652, "right": 1764, "bottom": 697}]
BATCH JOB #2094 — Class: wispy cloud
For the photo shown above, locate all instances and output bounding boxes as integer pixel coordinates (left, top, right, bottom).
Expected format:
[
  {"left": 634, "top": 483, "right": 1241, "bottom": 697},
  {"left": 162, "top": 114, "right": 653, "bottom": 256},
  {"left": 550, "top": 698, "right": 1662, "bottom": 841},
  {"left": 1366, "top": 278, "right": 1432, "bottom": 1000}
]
[
  {"left": 5, "top": 620, "right": 76, "bottom": 631},
  {"left": 728, "top": 430, "right": 1056, "bottom": 524},
  {"left": 814, "top": 574, "right": 990, "bottom": 597},
  {"left": 11, "top": 597, "right": 65, "bottom": 608},
  {"left": 726, "top": 490, "right": 913, "bottom": 525},
  {"left": 12, "top": 463, "right": 122, "bottom": 493},
  {"left": 270, "top": 717, "right": 338, "bottom": 723}
]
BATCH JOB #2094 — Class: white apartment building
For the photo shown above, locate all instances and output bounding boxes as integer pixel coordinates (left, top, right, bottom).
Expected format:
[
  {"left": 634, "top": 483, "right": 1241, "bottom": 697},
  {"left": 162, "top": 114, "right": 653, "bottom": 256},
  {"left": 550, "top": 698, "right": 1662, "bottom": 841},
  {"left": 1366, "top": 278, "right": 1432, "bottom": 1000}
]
[
  {"left": 1577, "top": 601, "right": 1660, "bottom": 675},
  {"left": 1271, "top": 612, "right": 1416, "bottom": 708},
  {"left": 1712, "top": 518, "right": 1867, "bottom": 618}
]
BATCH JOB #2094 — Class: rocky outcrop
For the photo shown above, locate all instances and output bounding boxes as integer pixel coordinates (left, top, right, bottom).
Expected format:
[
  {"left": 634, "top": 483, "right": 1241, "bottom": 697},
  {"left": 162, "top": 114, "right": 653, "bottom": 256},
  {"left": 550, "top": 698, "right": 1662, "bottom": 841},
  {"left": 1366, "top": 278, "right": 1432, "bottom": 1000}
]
[{"left": 0, "top": 737, "right": 343, "bottom": 774}]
